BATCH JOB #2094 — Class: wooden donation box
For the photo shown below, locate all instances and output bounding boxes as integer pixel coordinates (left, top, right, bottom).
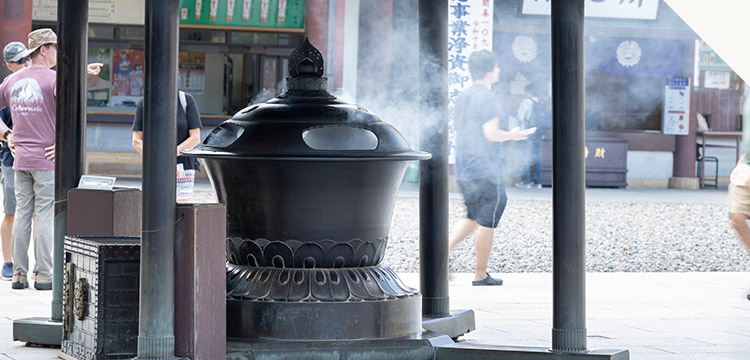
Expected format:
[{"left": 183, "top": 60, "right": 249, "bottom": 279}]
[
  {"left": 61, "top": 237, "right": 140, "bottom": 360},
  {"left": 541, "top": 137, "right": 628, "bottom": 188}
]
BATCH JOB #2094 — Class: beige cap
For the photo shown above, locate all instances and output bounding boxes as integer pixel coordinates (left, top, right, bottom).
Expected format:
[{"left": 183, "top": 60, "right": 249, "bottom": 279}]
[{"left": 21, "top": 28, "right": 57, "bottom": 58}]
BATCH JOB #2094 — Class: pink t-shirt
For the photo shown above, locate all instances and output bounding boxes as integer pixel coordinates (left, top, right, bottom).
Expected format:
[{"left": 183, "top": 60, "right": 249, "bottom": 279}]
[{"left": 0, "top": 66, "right": 56, "bottom": 171}]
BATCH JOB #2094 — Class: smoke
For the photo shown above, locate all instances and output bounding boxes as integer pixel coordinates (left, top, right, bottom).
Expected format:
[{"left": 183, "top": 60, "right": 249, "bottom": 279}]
[
  {"left": 334, "top": 0, "right": 534, "bottom": 182},
  {"left": 325, "top": 1, "right": 694, "bottom": 185},
  {"left": 333, "top": 0, "right": 445, "bottom": 155}
]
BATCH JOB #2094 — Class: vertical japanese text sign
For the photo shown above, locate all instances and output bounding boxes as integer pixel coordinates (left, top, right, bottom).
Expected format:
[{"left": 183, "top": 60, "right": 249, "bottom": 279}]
[{"left": 449, "top": 0, "right": 494, "bottom": 163}]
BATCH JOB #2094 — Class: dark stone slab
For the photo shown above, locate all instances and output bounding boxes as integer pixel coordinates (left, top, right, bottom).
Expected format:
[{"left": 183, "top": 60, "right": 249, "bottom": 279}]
[
  {"left": 226, "top": 330, "right": 453, "bottom": 360},
  {"left": 12, "top": 317, "right": 62, "bottom": 346},
  {"left": 435, "top": 343, "right": 629, "bottom": 360},
  {"left": 422, "top": 309, "right": 476, "bottom": 339},
  {"left": 67, "top": 188, "right": 141, "bottom": 237},
  {"left": 174, "top": 203, "right": 227, "bottom": 360}
]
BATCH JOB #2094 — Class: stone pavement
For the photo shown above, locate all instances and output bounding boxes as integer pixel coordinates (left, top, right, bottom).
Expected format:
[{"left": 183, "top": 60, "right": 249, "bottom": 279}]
[
  {"left": 0, "top": 181, "right": 746, "bottom": 359},
  {"left": 405, "top": 272, "right": 750, "bottom": 360},
  {"left": 2, "top": 271, "right": 749, "bottom": 359}
]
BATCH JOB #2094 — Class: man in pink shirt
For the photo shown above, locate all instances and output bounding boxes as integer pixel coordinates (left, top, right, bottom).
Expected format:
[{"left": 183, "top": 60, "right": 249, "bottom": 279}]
[
  {"left": 0, "top": 29, "right": 100, "bottom": 290},
  {"left": 0, "top": 28, "right": 59, "bottom": 290}
]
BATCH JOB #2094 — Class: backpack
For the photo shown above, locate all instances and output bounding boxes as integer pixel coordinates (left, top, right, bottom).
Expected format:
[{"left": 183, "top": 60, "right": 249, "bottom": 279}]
[{"left": 527, "top": 98, "right": 551, "bottom": 133}]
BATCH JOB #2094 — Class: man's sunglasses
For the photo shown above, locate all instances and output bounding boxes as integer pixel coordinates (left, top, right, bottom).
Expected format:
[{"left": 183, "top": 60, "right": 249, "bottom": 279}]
[{"left": 13, "top": 57, "right": 29, "bottom": 65}]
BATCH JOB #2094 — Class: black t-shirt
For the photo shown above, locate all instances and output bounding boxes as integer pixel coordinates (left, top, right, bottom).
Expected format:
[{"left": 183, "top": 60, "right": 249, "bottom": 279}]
[
  {"left": 132, "top": 92, "right": 203, "bottom": 170},
  {"left": 453, "top": 84, "right": 506, "bottom": 180},
  {"left": 0, "top": 106, "right": 13, "bottom": 167}
]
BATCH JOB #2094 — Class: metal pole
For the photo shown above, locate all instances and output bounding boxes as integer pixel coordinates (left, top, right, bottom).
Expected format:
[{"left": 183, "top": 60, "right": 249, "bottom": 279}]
[
  {"left": 551, "top": 0, "right": 587, "bottom": 353},
  {"left": 54, "top": 0, "right": 88, "bottom": 322},
  {"left": 138, "top": 0, "right": 179, "bottom": 358},
  {"left": 418, "top": 0, "right": 450, "bottom": 317}
]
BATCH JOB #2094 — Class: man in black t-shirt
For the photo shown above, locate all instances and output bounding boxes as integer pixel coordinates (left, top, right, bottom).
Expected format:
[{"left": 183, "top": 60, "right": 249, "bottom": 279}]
[
  {"left": 449, "top": 50, "right": 532, "bottom": 286},
  {"left": 131, "top": 91, "right": 203, "bottom": 202}
]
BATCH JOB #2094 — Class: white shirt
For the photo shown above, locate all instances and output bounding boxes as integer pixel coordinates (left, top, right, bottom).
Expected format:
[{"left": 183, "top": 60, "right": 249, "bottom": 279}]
[{"left": 517, "top": 96, "right": 538, "bottom": 129}]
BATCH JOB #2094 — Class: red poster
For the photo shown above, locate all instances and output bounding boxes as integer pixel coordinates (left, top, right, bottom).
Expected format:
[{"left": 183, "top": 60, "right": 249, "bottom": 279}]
[{"left": 112, "top": 49, "right": 145, "bottom": 97}]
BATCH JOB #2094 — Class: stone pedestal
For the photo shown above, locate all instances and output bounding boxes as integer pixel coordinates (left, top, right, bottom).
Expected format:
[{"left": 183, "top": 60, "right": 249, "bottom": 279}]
[
  {"left": 67, "top": 187, "right": 141, "bottom": 237},
  {"left": 59, "top": 204, "right": 227, "bottom": 360},
  {"left": 175, "top": 204, "right": 227, "bottom": 360}
]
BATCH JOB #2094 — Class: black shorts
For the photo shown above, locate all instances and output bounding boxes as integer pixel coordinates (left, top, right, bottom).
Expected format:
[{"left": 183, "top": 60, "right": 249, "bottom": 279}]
[{"left": 457, "top": 176, "right": 507, "bottom": 228}]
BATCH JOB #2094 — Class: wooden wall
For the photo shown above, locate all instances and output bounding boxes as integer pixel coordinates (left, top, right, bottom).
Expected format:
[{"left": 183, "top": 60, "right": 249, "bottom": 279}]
[{"left": 693, "top": 89, "right": 741, "bottom": 131}]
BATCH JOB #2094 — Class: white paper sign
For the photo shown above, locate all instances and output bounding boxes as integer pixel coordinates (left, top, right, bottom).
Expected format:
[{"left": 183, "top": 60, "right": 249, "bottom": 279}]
[
  {"left": 33, "top": 0, "right": 116, "bottom": 22},
  {"left": 704, "top": 70, "right": 731, "bottom": 89},
  {"left": 78, "top": 175, "right": 117, "bottom": 191},
  {"left": 521, "top": 0, "right": 659, "bottom": 20},
  {"left": 662, "top": 77, "right": 691, "bottom": 136}
]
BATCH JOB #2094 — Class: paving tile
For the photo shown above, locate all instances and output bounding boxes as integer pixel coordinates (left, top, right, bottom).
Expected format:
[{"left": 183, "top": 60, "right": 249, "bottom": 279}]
[{"left": 1, "top": 271, "right": 749, "bottom": 359}]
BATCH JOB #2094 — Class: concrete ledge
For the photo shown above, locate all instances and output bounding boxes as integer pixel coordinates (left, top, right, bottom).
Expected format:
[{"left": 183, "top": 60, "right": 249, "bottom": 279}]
[
  {"left": 626, "top": 178, "right": 669, "bottom": 189},
  {"left": 13, "top": 317, "right": 61, "bottom": 346},
  {"left": 668, "top": 177, "right": 699, "bottom": 190},
  {"left": 435, "top": 343, "right": 629, "bottom": 360},
  {"left": 226, "top": 331, "right": 453, "bottom": 360},
  {"left": 422, "top": 310, "right": 476, "bottom": 339}
]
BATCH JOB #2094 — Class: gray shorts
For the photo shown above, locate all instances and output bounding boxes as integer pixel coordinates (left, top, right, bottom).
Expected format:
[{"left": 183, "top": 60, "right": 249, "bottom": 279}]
[{"left": 1, "top": 165, "right": 15, "bottom": 214}]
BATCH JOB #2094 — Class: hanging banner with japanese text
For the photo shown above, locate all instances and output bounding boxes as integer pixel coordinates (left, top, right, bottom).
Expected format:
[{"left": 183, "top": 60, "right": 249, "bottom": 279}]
[
  {"left": 521, "top": 0, "right": 660, "bottom": 20},
  {"left": 449, "top": 0, "right": 493, "bottom": 162},
  {"left": 178, "top": 0, "right": 305, "bottom": 30}
]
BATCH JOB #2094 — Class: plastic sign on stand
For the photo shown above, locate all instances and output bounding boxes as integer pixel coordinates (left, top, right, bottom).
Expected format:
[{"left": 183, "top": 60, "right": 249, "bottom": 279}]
[
  {"left": 662, "top": 77, "right": 691, "bottom": 136},
  {"left": 78, "top": 175, "right": 117, "bottom": 190}
]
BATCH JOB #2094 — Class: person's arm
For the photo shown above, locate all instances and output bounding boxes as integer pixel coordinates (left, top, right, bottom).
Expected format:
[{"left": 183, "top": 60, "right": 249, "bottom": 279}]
[
  {"left": 482, "top": 117, "right": 531, "bottom": 142},
  {"left": 177, "top": 129, "right": 201, "bottom": 157},
  {"left": 742, "top": 87, "right": 750, "bottom": 164},
  {"left": 0, "top": 81, "right": 8, "bottom": 111},
  {"left": 0, "top": 120, "right": 10, "bottom": 140},
  {"left": 132, "top": 131, "right": 144, "bottom": 155},
  {"left": 177, "top": 94, "right": 203, "bottom": 156},
  {"left": 131, "top": 98, "right": 144, "bottom": 154}
]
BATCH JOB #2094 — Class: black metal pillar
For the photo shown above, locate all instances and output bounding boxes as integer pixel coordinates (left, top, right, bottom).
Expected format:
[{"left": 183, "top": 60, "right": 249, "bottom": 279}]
[
  {"left": 138, "top": 0, "right": 179, "bottom": 358},
  {"left": 54, "top": 0, "right": 89, "bottom": 323},
  {"left": 551, "top": 0, "right": 587, "bottom": 353},
  {"left": 418, "top": 0, "right": 450, "bottom": 317}
]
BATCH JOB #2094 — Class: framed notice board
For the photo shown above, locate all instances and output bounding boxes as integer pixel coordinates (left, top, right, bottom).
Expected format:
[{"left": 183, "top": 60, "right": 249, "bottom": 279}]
[
  {"left": 179, "top": 0, "right": 305, "bottom": 30},
  {"left": 662, "top": 77, "right": 691, "bottom": 136}
]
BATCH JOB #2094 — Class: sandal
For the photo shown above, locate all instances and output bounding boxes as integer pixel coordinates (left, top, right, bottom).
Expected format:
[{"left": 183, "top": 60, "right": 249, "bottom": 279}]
[{"left": 472, "top": 273, "right": 503, "bottom": 286}]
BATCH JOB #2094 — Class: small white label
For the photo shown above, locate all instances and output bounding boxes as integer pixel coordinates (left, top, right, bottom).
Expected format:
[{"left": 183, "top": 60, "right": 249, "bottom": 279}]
[
  {"left": 242, "top": 0, "right": 252, "bottom": 22},
  {"left": 78, "top": 175, "right": 117, "bottom": 191},
  {"left": 704, "top": 70, "right": 731, "bottom": 89}
]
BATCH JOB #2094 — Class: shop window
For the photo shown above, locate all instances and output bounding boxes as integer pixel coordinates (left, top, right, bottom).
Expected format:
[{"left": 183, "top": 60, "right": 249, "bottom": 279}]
[
  {"left": 231, "top": 32, "right": 278, "bottom": 45},
  {"left": 119, "top": 27, "right": 145, "bottom": 41},
  {"left": 180, "top": 30, "right": 226, "bottom": 43},
  {"left": 89, "top": 25, "right": 115, "bottom": 39}
]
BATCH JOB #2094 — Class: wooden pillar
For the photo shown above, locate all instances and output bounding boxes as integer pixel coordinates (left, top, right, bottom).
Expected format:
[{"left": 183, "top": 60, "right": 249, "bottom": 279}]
[{"left": 0, "top": 0, "right": 31, "bottom": 79}]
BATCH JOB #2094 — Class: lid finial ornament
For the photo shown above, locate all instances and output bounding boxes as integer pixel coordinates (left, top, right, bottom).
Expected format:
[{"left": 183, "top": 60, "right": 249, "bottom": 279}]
[
  {"left": 285, "top": 38, "right": 328, "bottom": 93},
  {"left": 289, "top": 37, "right": 324, "bottom": 78}
]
